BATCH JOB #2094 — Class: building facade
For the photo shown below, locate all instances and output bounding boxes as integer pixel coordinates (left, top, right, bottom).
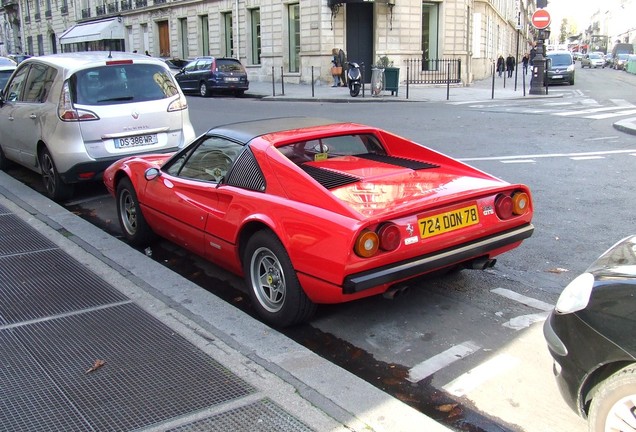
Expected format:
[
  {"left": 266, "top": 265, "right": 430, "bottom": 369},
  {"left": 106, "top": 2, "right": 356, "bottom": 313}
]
[{"left": 1, "top": 0, "right": 536, "bottom": 85}]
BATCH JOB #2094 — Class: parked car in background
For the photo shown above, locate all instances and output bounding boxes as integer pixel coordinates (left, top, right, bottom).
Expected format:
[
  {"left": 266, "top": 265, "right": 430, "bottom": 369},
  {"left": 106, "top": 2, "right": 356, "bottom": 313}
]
[
  {"left": 162, "top": 57, "right": 189, "bottom": 75},
  {"left": 581, "top": 52, "right": 606, "bottom": 68},
  {"left": 613, "top": 53, "right": 630, "bottom": 70},
  {"left": 544, "top": 235, "right": 636, "bottom": 432},
  {"left": 174, "top": 56, "right": 249, "bottom": 97},
  {"left": 0, "top": 56, "right": 17, "bottom": 66},
  {"left": 0, "top": 51, "right": 195, "bottom": 201},
  {"left": 0, "top": 65, "right": 16, "bottom": 89},
  {"left": 604, "top": 53, "right": 614, "bottom": 67},
  {"left": 8, "top": 54, "right": 32, "bottom": 64},
  {"left": 546, "top": 51, "right": 575, "bottom": 85},
  {"left": 104, "top": 117, "right": 534, "bottom": 327}
]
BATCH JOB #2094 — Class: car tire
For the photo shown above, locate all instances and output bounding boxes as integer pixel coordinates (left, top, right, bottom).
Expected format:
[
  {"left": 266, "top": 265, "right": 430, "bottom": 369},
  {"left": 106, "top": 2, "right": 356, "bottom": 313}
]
[
  {"left": 116, "top": 177, "right": 155, "bottom": 246},
  {"left": 39, "top": 147, "right": 74, "bottom": 202},
  {"left": 199, "top": 82, "right": 209, "bottom": 97},
  {"left": 234, "top": 90, "right": 245, "bottom": 97},
  {"left": 243, "top": 230, "right": 316, "bottom": 327},
  {"left": 588, "top": 366, "right": 636, "bottom": 432}
]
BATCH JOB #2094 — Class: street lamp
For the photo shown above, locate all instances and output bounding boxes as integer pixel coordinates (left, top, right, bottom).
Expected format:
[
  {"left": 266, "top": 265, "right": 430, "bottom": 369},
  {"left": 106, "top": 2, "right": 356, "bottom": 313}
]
[{"left": 529, "top": 28, "right": 551, "bottom": 95}]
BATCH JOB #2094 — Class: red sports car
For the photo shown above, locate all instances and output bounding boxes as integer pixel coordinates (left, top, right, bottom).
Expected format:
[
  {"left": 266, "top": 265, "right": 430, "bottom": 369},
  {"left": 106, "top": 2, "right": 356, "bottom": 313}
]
[{"left": 104, "top": 117, "right": 534, "bottom": 327}]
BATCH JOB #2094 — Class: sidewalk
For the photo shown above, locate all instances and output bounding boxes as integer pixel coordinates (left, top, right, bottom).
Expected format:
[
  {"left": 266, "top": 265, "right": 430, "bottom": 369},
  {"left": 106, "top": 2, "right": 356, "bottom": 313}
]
[
  {"left": 244, "top": 77, "right": 636, "bottom": 135},
  {"left": 0, "top": 170, "right": 453, "bottom": 431}
]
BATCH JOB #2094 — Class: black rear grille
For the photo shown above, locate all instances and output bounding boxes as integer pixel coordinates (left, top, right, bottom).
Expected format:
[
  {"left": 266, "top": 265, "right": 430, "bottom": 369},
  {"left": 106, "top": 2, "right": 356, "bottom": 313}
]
[
  {"left": 356, "top": 153, "right": 439, "bottom": 170},
  {"left": 225, "top": 148, "right": 266, "bottom": 192},
  {"left": 300, "top": 165, "right": 361, "bottom": 190}
]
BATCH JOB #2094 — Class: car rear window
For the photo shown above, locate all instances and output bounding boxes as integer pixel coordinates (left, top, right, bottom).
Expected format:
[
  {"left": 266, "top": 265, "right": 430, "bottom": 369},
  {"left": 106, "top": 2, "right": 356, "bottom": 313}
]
[
  {"left": 72, "top": 63, "right": 179, "bottom": 105},
  {"left": 278, "top": 134, "right": 386, "bottom": 166},
  {"left": 216, "top": 59, "right": 245, "bottom": 73}
]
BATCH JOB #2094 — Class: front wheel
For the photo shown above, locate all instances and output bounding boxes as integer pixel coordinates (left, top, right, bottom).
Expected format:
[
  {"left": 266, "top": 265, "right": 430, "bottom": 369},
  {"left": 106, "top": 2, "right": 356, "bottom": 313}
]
[
  {"left": 116, "top": 177, "right": 155, "bottom": 246},
  {"left": 350, "top": 83, "right": 361, "bottom": 97},
  {"left": 199, "top": 82, "right": 209, "bottom": 97},
  {"left": 243, "top": 230, "right": 316, "bottom": 327},
  {"left": 588, "top": 366, "right": 636, "bottom": 432},
  {"left": 39, "top": 147, "right": 74, "bottom": 202}
]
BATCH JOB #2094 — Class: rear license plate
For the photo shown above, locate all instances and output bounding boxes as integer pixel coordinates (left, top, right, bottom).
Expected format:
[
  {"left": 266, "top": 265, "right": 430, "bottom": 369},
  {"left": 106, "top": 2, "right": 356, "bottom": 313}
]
[
  {"left": 115, "top": 134, "right": 158, "bottom": 148},
  {"left": 418, "top": 205, "right": 479, "bottom": 239},
  {"left": 552, "top": 75, "right": 562, "bottom": 79},
  {"left": 225, "top": 77, "right": 239, "bottom": 82}
]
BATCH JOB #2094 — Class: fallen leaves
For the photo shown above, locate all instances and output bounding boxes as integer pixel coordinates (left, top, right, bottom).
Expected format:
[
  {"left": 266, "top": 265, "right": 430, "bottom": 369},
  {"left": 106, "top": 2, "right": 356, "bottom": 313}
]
[
  {"left": 546, "top": 267, "right": 569, "bottom": 274},
  {"left": 85, "top": 359, "right": 106, "bottom": 374}
]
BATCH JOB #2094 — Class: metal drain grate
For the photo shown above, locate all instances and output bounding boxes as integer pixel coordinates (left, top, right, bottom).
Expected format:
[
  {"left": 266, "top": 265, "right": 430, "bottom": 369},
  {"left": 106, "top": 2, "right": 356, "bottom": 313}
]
[
  {"left": 0, "top": 248, "right": 129, "bottom": 325},
  {"left": 0, "top": 203, "right": 9, "bottom": 214},
  {"left": 5, "top": 302, "right": 255, "bottom": 431},
  {"left": 169, "top": 398, "right": 315, "bottom": 432},
  {"left": 0, "top": 213, "right": 58, "bottom": 256}
]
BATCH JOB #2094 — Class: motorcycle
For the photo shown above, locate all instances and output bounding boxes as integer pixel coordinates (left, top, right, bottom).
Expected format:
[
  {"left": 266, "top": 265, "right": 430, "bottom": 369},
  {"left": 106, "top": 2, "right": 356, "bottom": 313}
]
[{"left": 346, "top": 62, "right": 362, "bottom": 97}]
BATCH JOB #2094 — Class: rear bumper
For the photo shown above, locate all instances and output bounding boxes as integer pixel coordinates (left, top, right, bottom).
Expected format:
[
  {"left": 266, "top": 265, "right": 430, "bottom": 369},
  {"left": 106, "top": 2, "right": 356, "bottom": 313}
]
[{"left": 343, "top": 223, "right": 534, "bottom": 294}]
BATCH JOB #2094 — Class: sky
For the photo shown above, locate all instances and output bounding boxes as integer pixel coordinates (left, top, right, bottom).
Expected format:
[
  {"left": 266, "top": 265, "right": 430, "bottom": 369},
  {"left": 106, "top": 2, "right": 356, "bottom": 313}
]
[{"left": 546, "top": 0, "right": 598, "bottom": 31}]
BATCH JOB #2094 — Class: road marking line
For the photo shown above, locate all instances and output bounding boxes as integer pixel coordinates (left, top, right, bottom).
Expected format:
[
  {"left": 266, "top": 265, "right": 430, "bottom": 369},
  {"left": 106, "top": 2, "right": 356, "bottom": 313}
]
[
  {"left": 554, "top": 105, "right": 628, "bottom": 116},
  {"left": 459, "top": 148, "right": 636, "bottom": 162},
  {"left": 502, "top": 312, "right": 550, "bottom": 330},
  {"left": 570, "top": 156, "right": 605, "bottom": 160},
  {"left": 610, "top": 99, "right": 636, "bottom": 108},
  {"left": 442, "top": 353, "right": 519, "bottom": 397},
  {"left": 491, "top": 288, "right": 554, "bottom": 311},
  {"left": 501, "top": 159, "right": 536, "bottom": 164},
  {"left": 585, "top": 109, "right": 636, "bottom": 120},
  {"left": 407, "top": 341, "right": 480, "bottom": 383}
]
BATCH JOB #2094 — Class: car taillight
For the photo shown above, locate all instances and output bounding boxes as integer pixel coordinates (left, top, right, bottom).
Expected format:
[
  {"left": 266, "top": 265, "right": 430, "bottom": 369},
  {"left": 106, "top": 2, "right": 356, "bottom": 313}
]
[
  {"left": 354, "top": 230, "right": 379, "bottom": 258},
  {"left": 378, "top": 223, "right": 401, "bottom": 252},
  {"left": 494, "top": 194, "right": 513, "bottom": 220},
  {"left": 106, "top": 60, "right": 133, "bottom": 65},
  {"left": 511, "top": 192, "right": 530, "bottom": 215},
  {"left": 168, "top": 94, "right": 188, "bottom": 112},
  {"left": 58, "top": 81, "right": 99, "bottom": 122}
]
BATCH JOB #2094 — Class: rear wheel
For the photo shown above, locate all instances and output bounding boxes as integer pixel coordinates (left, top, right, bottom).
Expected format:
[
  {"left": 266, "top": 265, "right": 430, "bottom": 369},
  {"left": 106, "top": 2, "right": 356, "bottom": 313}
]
[
  {"left": 243, "top": 230, "right": 316, "bottom": 327},
  {"left": 350, "top": 83, "right": 361, "bottom": 97},
  {"left": 588, "top": 366, "right": 636, "bottom": 432},
  {"left": 234, "top": 90, "right": 245, "bottom": 97},
  {"left": 199, "top": 82, "right": 209, "bottom": 97},
  {"left": 39, "top": 147, "right": 73, "bottom": 202},
  {"left": 116, "top": 177, "right": 155, "bottom": 246}
]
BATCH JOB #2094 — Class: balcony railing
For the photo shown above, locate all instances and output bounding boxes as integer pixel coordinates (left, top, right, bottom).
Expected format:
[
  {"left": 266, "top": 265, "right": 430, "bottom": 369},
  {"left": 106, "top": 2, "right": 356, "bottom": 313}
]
[
  {"left": 96, "top": 4, "right": 105, "bottom": 15},
  {"left": 24, "top": 15, "right": 30, "bottom": 23},
  {"left": 60, "top": 5, "right": 68, "bottom": 14},
  {"left": 107, "top": 3, "right": 117, "bottom": 13},
  {"left": 134, "top": 0, "right": 146, "bottom": 7},
  {"left": 81, "top": 7, "right": 91, "bottom": 17},
  {"left": 34, "top": 11, "right": 40, "bottom": 20},
  {"left": 120, "top": 0, "right": 131, "bottom": 9},
  {"left": 44, "top": 9, "right": 51, "bottom": 17},
  {"left": 154, "top": 0, "right": 166, "bottom": 4}
]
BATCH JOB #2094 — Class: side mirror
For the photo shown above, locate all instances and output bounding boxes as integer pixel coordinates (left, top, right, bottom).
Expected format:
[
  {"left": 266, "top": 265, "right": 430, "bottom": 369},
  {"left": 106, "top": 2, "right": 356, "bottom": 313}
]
[{"left": 144, "top": 167, "right": 161, "bottom": 181}]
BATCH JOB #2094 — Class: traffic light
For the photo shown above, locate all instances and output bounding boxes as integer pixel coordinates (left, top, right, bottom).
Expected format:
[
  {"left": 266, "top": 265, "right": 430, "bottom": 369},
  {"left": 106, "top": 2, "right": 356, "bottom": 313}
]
[{"left": 537, "top": 0, "right": 548, "bottom": 8}]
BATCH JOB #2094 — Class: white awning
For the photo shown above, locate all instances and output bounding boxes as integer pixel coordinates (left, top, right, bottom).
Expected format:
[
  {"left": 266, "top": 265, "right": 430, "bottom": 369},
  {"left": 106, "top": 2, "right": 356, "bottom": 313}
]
[{"left": 59, "top": 18, "right": 124, "bottom": 45}]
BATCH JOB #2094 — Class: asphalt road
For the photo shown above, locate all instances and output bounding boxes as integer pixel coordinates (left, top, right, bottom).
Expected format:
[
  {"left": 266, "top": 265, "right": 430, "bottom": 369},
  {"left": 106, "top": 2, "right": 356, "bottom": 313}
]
[{"left": 6, "top": 65, "right": 635, "bottom": 431}]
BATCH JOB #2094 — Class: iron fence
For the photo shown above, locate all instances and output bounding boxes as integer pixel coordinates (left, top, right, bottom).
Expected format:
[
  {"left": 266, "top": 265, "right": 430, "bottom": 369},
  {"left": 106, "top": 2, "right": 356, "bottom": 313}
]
[{"left": 404, "top": 58, "right": 462, "bottom": 84}]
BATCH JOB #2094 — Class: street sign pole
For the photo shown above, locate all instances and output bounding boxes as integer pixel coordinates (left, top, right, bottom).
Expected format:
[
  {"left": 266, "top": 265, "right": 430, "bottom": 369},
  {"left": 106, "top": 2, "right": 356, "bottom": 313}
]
[{"left": 529, "top": 9, "right": 551, "bottom": 95}]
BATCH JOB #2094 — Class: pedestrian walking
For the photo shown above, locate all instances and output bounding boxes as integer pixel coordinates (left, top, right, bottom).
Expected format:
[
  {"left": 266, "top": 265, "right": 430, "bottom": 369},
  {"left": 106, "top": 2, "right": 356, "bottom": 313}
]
[
  {"left": 529, "top": 46, "right": 537, "bottom": 66},
  {"left": 331, "top": 48, "right": 342, "bottom": 87},
  {"left": 337, "top": 48, "right": 347, "bottom": 87},
  {"left": 522, "top": 53, "right": 529, "bottom": 74},
  {"left": 497, "top": 55, "right": 505, "bottom": 77},
  {"left": 506, "top": 54, "right": 515, "bottom": 78}
]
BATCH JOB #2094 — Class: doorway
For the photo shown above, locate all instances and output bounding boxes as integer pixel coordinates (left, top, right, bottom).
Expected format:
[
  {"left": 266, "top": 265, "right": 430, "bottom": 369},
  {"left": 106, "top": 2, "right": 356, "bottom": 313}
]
[{"left": 346, "top": 3, "right": 373, "bottom": 83}]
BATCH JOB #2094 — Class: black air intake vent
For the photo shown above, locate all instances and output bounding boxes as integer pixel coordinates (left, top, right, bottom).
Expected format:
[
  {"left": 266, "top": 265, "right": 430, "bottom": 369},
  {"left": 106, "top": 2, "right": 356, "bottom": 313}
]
[
  {"left": 356, "top": 154, "right": 439, "bottom": 170},
  {"left": 225, "top": 148, "right": 266, "bottom": 192},
  {"left": 300, "top": 165, "right": 361, "bottom": 190}
]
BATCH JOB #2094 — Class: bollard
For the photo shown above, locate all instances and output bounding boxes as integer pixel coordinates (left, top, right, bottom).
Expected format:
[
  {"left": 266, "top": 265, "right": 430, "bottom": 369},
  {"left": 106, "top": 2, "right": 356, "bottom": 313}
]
[
  {"left": 271, "top": 66, "right": 275, "bottom": 97},
  {"left": 280, "top": 66, "right": 285, "bottom": 96},
  {"left": 311, "top": 66, "right": 315, "bottom": 97},
  {"left": 491, "top": 62, "right": 495, "bottom": 99},
  {"left": 361, "top": 62, "right": 365, "bottom": 98},
  {"left": 446, "top": 61, "right": 450, "bottom": 100},
  {"left": 406, "top": 64, "right": 410, "bottom": 100}
]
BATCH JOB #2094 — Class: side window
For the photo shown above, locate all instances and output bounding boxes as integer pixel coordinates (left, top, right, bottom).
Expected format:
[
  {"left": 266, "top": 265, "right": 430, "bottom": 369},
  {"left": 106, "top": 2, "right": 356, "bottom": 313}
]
[
  {"left": 4, "top": 65, "right": 30, "bottom": 102},
  {"left": 23, "top": 64, "right": 56, "bottom": 103},
  {"left": 175, "top": 136, "right": 243, "bottom": 182},
  {"left": 184, "top": 62, "right": 197, "bottom": 72}
]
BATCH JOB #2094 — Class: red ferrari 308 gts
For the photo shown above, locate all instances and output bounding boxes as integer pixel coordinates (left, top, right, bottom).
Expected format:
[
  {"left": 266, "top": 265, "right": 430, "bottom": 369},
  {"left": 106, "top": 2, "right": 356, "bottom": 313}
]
[{"left": 104, "top": 117, "right": 534, "bottom": 327}]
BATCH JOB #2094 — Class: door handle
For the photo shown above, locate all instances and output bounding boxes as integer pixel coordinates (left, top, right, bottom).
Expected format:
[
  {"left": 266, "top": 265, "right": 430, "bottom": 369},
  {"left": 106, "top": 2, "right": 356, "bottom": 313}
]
[{"left": 29, "top": 114, "right": 37, "bottom": 119}]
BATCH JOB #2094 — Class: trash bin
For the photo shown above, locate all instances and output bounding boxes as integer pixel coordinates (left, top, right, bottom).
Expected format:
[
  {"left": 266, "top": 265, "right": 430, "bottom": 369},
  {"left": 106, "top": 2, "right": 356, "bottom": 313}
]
[
  {"left": 371, "top": 67, "right": 385, "bottom": 96},
  {"left": 383, "top": 67, "right": 400, "bottom": 96}
]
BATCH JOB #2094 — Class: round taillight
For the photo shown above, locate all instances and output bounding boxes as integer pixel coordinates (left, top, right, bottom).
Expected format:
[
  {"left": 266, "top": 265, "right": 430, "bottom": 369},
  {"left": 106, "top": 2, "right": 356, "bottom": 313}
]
[
  {"left": 495, "top": 194, "right": 513, "bottom": 220},
  {"left": 378, "top": 224, "right": 401, "bottom": 252},
  {"left": 512, "top": 192, "right": 529, "bottom": 215},
  {"left": 354, "top": 230, "right": 379, "bottom": 258}
]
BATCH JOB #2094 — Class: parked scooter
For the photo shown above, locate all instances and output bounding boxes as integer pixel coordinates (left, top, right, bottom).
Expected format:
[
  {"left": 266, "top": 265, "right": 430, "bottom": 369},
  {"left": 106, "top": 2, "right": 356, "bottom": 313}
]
[{"left": 346, "top": 62, "right": 362, "bottom": 97}]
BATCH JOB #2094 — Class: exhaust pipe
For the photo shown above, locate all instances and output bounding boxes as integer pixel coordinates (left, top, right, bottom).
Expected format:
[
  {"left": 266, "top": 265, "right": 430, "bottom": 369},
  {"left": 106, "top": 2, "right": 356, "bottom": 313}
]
[
  {"left": 383, "top": 285, "right": 409, "bottom": 300},
  {"left": 468, "top": 257, "right": 497, "bottom": 270}
]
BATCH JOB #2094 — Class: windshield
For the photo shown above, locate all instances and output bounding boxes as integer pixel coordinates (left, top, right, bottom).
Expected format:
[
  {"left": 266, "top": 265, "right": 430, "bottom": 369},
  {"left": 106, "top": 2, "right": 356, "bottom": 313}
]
[
  {"left": 589, "top": 53, "right": 602, "bottom": 59},
  {"left": 278, "top": 134, "right": 386, "bottom": 166},
  {"left": 547, "top": 53, "right": 572, "bottom": 66}
]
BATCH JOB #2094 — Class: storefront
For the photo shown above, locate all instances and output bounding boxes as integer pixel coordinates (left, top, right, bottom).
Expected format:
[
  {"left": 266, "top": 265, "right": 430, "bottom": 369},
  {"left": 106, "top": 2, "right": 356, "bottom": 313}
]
[{"left": 59, "top": 17, "right": 125, "bottom": 53}]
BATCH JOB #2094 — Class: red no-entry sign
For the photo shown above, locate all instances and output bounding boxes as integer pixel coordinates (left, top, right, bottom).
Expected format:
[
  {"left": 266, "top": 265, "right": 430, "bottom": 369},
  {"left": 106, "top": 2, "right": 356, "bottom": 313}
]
[{"left": 531, "top": 9, "right": 551, "bottom": 30}]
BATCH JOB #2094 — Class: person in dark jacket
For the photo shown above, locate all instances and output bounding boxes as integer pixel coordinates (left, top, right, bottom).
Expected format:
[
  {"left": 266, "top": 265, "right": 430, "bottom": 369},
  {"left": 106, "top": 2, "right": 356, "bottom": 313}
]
[
  {"left": 506, "top": 54, "right": 515, "bottom": 78},
  {"left": 522, "top": 53, "right": 529, "bottom": 74},
  {"left": 337, "top": 48, "right": 347, "bottom": 86},
  {"left": 497, "top": 55, "right": 505, "bottom": 77}
]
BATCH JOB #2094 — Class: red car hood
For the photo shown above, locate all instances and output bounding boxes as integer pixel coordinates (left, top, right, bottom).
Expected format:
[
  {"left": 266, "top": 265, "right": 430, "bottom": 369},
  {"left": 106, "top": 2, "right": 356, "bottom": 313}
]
[{"left": 313, "top": 156, "right": 508, "bottom": 218}]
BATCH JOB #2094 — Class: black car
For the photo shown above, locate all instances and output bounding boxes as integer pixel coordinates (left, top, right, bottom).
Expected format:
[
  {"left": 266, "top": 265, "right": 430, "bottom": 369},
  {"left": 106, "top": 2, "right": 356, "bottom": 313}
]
[
  {"left": 174, "top": 56, "right": 249, "bottom": 97},
  {"left": 545, "top": 51, "right": 575, "bottom": 85},
  {"left": 544, "top": 235, "right": 636, "bottom": 431}
]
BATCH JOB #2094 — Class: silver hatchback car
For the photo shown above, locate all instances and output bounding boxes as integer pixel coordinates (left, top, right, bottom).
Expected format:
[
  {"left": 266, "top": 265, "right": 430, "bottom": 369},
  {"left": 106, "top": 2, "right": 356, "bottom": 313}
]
[{"left": 0, "top": 52, "right": 195, "bottom": 201}]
